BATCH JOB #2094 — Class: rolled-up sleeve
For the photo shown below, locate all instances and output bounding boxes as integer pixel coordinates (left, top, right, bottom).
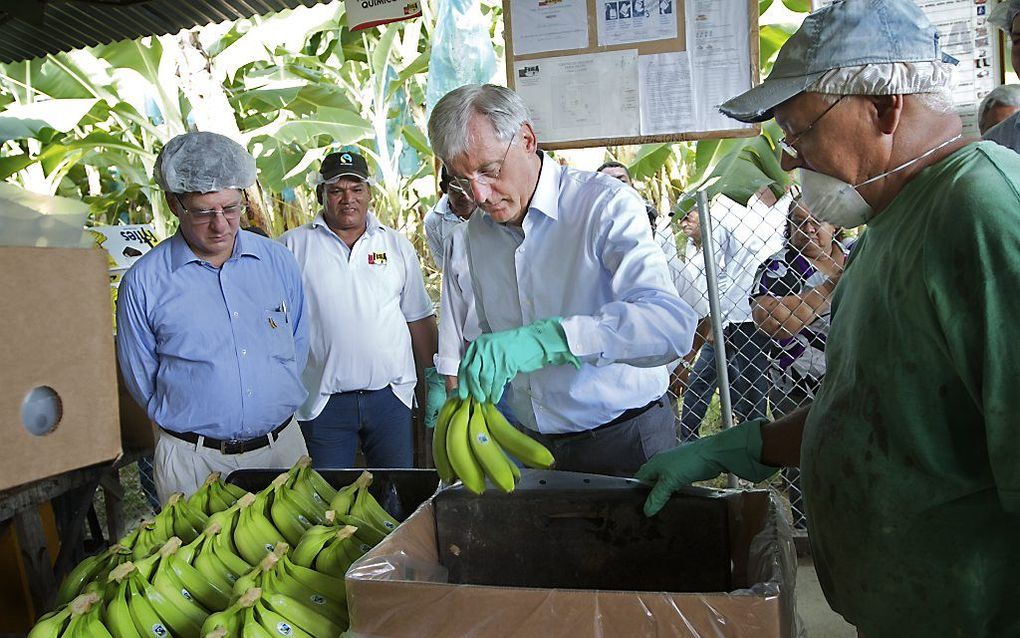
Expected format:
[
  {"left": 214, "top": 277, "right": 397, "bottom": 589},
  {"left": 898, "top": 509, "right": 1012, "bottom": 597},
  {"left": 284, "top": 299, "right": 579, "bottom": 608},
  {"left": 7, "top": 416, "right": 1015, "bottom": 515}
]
[
  {"left": 437, "top": 226, "right": 472, "bottom": 376},
  {"left": 560, "top": 189, "right": 697, "bottom": 367}
]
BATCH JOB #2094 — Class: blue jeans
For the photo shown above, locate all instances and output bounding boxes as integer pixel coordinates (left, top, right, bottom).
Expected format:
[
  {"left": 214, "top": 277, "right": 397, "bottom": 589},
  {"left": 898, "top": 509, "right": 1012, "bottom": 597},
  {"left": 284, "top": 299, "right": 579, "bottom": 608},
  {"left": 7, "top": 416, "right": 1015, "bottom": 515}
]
[
  {"left": 679, "top": 322, "right": 771, "bottom": 441},
  {"left": 299, "top": 387, "right": 412, "bottom": 469}
]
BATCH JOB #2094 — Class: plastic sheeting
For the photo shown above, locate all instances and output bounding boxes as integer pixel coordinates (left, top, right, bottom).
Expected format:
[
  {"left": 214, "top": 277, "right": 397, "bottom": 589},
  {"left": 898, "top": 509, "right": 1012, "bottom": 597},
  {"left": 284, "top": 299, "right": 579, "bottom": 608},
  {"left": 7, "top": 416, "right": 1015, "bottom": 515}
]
[{"left": 424, "top": 0, "right": 498, "bottom": 117}]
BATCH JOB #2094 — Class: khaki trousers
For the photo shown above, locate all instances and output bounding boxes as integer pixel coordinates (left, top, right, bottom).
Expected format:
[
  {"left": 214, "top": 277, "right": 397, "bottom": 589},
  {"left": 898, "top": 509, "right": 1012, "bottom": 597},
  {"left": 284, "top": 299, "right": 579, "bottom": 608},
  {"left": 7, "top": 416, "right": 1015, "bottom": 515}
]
[{"left": 153, "top": 419, "right": 307, "bottom": 504}]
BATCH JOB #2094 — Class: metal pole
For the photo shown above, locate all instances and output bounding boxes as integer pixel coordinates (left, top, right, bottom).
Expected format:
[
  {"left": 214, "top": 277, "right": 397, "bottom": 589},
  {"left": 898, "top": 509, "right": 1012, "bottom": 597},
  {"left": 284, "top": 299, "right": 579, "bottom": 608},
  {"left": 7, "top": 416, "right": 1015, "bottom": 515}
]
[{"left": 695, "top": 191, "right": 737, "bottom": 488}]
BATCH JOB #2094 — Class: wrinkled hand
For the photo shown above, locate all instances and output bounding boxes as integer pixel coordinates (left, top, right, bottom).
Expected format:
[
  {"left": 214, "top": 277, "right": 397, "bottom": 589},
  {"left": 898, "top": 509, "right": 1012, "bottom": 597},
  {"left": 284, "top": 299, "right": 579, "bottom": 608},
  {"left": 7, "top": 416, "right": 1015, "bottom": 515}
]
[
  {"left": 635, "top": 419, "right": 779, "bottom": 516},
  {"left": 458, "top": 317, "right": 580, "bottom": 404},
  {"left": 423, "top": 367, "right": 447, "bottom": 429}
]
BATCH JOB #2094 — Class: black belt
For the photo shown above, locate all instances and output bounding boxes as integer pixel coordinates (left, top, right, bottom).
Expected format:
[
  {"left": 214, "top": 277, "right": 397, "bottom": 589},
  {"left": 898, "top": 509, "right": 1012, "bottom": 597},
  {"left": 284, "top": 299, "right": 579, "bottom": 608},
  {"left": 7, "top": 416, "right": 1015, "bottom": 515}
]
[
  {"left": 545, "top": 397, "right": 663, "bottom": 440},
  {"left": 161, "top": 418, "right": 291, "bottom": 455}
]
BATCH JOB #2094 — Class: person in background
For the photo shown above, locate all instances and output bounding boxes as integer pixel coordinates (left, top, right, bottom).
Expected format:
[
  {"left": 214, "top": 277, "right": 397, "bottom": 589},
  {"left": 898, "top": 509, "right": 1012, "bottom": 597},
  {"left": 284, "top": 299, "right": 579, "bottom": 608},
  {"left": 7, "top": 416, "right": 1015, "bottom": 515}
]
[
  {"left": 639, "top": 1, "right": 1020, "bottom": 633},
  {"left": 429, "top": 84, "right": 695, "bottom": 476},
  {"left": 280, "top": 151, "right": 443, "bottom": 469},
  {"left": 977, "top": 84, "right": 1020, "bottom": 136},
  {"left": 423, "top": 166, "right": 476, "bottom": 271},
  {"left": 117, "top": 131, "right": 309, "bottom": 502},
  {"left": 750, "top": 197, "right": 849, "bottom": 529},
  {"left": 676, "top": 188, "right": 790, "bottom": 441},
  {"left": 984, "top": 2, "right": 1020, "bottom": 150}
]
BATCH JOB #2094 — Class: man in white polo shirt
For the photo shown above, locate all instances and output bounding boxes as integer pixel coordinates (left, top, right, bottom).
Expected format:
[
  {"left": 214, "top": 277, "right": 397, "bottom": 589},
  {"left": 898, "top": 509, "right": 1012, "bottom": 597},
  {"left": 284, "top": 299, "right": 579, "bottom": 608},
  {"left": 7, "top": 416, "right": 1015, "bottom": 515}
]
[{"left": 281, "top": 151, "right": 441, "bottom": 468}]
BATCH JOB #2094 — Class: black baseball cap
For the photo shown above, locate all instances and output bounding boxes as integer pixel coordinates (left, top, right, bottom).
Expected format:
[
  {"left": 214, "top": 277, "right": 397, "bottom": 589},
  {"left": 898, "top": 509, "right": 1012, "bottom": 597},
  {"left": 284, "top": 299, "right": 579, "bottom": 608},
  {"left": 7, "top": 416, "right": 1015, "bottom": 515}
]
[{"left": 319, "top": 151, "right": 369, "bottom": 182}]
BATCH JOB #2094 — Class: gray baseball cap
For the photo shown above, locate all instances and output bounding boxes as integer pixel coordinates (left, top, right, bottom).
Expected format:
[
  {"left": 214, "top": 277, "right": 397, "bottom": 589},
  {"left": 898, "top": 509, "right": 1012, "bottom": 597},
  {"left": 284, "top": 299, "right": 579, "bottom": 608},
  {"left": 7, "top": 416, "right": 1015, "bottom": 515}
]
[{"left": 720, "top": 0, "right": 958, "bottom": 123}]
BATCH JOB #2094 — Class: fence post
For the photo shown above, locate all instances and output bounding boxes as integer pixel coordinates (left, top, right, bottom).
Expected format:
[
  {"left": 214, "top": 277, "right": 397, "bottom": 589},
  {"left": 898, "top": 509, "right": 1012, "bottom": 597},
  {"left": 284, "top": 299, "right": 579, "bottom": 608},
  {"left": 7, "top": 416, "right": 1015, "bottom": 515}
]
[{"left": 696, "top": 191, "right": 737, "bottom": 488}]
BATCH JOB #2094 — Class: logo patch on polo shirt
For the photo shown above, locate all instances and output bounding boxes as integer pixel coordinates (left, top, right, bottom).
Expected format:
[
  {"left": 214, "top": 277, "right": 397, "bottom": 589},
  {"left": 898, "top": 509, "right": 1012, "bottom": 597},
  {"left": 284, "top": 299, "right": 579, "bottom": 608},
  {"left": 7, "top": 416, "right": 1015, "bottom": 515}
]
[{"left": 367, "top": 251, "right": 388, "bottom": 265}]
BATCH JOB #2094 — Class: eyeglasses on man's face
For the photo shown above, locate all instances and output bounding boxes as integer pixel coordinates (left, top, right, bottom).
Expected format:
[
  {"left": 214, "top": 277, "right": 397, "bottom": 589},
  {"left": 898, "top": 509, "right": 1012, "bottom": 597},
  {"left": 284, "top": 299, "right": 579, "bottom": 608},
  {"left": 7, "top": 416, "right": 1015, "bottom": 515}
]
[
  {"left": 448, "top": 131, "right": 516, "bottom": 198},
  {"left": 778, "top": 95, "right": 849, "bottom": 159},
  {"left": 175, "top": 194, "right": 248, "bottom": 225}
]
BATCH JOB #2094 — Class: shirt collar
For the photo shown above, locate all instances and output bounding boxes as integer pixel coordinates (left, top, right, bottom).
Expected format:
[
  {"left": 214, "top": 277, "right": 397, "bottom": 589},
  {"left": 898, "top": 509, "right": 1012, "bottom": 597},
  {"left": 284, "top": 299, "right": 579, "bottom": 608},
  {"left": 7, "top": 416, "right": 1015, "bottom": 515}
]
[
  {"left": 527, "top": 150, "right": 560, "bottom": 221},
  {"left": 170, "top": 229, "right": 261, "bottom": 272},
  {"left": 435, "top": 195, "right": 462, "bottom": 222}
]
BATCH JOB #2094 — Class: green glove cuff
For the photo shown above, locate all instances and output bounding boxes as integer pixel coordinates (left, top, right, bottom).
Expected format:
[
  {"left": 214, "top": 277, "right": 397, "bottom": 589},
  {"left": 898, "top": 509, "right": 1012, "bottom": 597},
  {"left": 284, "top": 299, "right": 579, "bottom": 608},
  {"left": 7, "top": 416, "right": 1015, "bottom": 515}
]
[
  {"left": 532, "top": 317, "right": 581, "bottom": 369},
  {"left": 714, "top": 419, "right": 780, "bottom": 483},
  {"left": 425, "top": 366, "right": 442, "bottom": 385}
]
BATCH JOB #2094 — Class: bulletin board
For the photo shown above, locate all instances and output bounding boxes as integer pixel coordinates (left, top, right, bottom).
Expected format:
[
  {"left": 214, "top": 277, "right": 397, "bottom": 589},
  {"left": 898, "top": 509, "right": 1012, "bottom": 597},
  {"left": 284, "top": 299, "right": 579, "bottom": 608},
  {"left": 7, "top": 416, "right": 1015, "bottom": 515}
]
[
  {"left": 503, "top": 0, "right": 760, "bottom": 150},
  {"left": 815, "top": 0, "right": 1004, "bottom": 137}
]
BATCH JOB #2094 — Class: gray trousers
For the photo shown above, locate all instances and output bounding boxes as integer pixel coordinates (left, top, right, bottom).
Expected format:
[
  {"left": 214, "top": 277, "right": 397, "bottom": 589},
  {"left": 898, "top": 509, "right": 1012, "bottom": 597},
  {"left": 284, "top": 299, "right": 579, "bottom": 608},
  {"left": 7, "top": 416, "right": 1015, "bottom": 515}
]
[{"left": 532, "top": 397, "right": 676, "bottom": 477}]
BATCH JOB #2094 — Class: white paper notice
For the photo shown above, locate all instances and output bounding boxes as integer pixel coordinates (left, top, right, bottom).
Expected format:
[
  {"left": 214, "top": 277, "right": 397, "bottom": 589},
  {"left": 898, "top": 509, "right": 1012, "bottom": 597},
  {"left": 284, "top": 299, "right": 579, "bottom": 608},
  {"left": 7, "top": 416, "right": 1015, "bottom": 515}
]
[
  {"left": 512, "top": 0, "right": 590, "bottom": 56},
  {"left": 514, "top": 50, "right": 640, "bottom": 142},
  {"left": 639, "top": 52, "right": 697, "bottom": 135},
  {"left": 686, "top": 0, "right": 753, "bottom": 132},
  {"left": 596, "top": 0, "right": 677, "bottom": 46}
]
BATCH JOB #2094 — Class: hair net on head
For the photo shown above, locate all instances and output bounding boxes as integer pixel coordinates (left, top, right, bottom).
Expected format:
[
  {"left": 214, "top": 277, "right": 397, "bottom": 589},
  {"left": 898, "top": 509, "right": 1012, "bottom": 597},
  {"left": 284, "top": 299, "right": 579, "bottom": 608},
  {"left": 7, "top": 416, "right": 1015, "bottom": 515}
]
[
  {"left": 989, "top": 1, "right": 1020, "bottom": 32},
  {"left": 153, "top": 131, "right": 257, "bottom": 194}
]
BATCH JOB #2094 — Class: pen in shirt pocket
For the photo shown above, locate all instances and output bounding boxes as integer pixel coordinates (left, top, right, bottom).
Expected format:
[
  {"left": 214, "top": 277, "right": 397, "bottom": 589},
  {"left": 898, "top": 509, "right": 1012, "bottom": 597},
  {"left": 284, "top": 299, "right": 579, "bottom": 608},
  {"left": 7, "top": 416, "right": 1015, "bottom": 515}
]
[{"left": 275, "top": 300, "right": 290, "bottom": 323}]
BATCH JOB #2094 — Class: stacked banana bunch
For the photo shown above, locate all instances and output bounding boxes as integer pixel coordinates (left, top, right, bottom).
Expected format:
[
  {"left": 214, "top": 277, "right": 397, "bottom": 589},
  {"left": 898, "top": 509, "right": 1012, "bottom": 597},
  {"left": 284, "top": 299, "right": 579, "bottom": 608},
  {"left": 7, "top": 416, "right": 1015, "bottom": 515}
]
[
  {"left": 433, "top": 398, "right": 555, "bottom": 494},
  {"left": 29, "top": 458, "right": 399, "bottom": 638}
]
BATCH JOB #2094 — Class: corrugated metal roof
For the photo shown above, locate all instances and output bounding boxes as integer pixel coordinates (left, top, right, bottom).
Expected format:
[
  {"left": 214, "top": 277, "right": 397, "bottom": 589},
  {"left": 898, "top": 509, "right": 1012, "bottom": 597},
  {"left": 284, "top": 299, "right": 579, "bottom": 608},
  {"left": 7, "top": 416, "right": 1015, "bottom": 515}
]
[{"left": 0, "top": 0, "right": 326, "bottom": 64}]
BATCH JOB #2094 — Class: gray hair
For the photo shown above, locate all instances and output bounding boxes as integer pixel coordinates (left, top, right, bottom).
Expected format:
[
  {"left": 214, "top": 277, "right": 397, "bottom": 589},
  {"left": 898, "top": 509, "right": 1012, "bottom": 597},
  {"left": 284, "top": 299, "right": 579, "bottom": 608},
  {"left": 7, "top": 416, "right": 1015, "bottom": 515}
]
[
  {"left": 427, "top": 84, "right": 532, "bottom": 164},
  {"left": 979, "top": 84, "right": 1020, "bottom": 131}
]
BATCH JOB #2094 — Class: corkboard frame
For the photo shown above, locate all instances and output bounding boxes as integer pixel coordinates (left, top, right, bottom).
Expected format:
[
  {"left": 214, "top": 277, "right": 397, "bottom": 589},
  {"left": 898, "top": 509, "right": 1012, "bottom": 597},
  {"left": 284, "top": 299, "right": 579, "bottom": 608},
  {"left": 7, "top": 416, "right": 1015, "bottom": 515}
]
[{"left": 503, "top": 0, "right": 761, "bottom": 150}]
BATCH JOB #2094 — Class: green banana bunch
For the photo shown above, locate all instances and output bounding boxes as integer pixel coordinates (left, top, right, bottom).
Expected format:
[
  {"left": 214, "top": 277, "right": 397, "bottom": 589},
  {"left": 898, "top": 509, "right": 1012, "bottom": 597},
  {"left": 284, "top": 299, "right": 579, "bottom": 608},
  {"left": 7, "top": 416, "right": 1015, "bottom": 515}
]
[
  {"left": 435, "top": 398, "right": 556, "bottom": 494},
  {"left": 61, "top": 592, "right": 113, "bottom": 638},
  {"left": 289, "top": 523, "right": 339, "bottom": 569},
  {"left": 334, "top": 513, "right": 387, "bottom": 548},
  {"left": 312, "top": 526, "right": 362, "bottom": 578},
  {"left": 349, "top": 474, "right": 400, "bottom": 535},
  {"left": 232, "top": 491, "right": 286, "bottom": 566},
  {"left": 151, "top": 537, "right": 232, "bottom": 613},
  {"left": 284, "top": 455, "right": 337, "bottom": 512},
  {"left": 272, "top": 553, "right": 349, "bottom": 625},
  {"left": 131, "top": 517, "right": 174, "bottom": 561},
  {"left": 187, "top": 472, "right": 247, "bottom": 516},
  {"left": 327, "top": 472, "right": 367, "bottom": 516},
  {"left": 160, "top": 494, "right": 209, "bottom": 545},
  {"left": 201, "top": 586, "right": 260, "bottom": 637},
  {"left": 230, "top": 544, "right": 287, "bottom": 598},
  {"left": 267, "top": 473, "right": 325, "bottom": 546},
  {"left": 27, "top": 604, "right": 73, "bottom": 638},
  {"left": 54, "top": 544, "right": 132, "bottom": 607},
  {"left": 103, "top": 561, "right": 170, "bottom": 638},
  {"left": 184, "top": 523, "right": 242, "bottom": 593}
]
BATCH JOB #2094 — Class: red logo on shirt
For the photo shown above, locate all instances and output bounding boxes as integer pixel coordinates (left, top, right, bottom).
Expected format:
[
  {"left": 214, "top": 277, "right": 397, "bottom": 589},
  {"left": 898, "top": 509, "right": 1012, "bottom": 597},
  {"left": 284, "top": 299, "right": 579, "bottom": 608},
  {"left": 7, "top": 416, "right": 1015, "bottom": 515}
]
[{"left": 368, "top": 251, "right": 388, "bottom": 265}]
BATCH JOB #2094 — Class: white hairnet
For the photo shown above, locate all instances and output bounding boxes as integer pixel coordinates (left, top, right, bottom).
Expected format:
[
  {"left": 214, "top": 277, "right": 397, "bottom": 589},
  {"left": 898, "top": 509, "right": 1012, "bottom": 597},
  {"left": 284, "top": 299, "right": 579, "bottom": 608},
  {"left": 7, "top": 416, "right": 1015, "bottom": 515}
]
[
  {"left": 805, "top": 61, "right": 956, "bottom": 96},
  {"left": 989, "top": 1, "right": 1020, "bottom": 32},
  {"left": 153, "top": 131, "right": 257, "bottom": 194}
]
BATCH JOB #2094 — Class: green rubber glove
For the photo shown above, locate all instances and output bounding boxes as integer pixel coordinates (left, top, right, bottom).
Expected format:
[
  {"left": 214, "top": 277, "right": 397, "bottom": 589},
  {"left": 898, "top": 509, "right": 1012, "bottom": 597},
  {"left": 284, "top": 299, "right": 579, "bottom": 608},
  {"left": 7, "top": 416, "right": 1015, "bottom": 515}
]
[
  {"left": 423, "top": 367, "right": 446, "bottom": 429},
  {"left": 457, "top": 317, "right": 581, "bottom": 404},
  {"left": 635, "top": 419, "right": 780, "bottom": 516}
]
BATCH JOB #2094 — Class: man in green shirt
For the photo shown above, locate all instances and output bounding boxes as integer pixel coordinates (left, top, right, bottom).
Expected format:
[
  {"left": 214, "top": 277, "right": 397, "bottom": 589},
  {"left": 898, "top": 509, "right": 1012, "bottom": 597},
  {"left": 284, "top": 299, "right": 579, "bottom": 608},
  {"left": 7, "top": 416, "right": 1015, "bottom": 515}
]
[{"left": 637, "top": 1, "right": 1020, "bottom": 635}]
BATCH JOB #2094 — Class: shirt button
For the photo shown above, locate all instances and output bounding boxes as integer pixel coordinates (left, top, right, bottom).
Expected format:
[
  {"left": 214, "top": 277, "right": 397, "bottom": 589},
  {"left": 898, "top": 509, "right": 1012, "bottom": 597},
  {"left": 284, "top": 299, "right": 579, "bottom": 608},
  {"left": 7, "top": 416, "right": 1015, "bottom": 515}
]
[
  {"left": 246, "top": 389, "right": 253, "bottom": 397},
  {"left": 232, "top": 311, "right": 239, "bottom": 318},
  {"left": 241, "top": 349, "right": 247, "bottom": 356}
]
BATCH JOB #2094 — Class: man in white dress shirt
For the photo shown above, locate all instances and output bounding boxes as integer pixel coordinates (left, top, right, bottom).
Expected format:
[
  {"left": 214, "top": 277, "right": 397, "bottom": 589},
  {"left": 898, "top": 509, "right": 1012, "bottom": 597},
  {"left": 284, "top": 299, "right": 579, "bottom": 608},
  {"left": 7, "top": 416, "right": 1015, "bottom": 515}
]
[
  {"left": 428, "top": 84, "right": 697, "bottom": 475},
  {"left": 280, "top": 151, "right": 442, "bottom": 469}
]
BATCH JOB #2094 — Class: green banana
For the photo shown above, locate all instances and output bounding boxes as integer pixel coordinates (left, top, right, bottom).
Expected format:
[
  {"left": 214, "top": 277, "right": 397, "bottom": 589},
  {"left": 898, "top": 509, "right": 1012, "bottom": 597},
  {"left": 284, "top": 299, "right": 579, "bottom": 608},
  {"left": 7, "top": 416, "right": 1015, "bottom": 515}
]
[
  {"left": 312, "top": 526, "right": 359, "bottom": 578},
  {"left": 432, "top": 397, "right": 461, "bottom": 482},
  {"left": 163, "top": 547, "right": 231, "bottom": 612},
  {"left": 261, "top": 591, "right": 343, "bottom": 637},
  {"left": 104, "top": 562, "right": 141, "bottom": 638},
  {"left": 63, "top": 592, "right": 113, "bottom": 638},
  {"left": 268, "top": 474, "right": 322, "bottom": 546},
  {"left": 328, "top": 471, "right": 371, "bottom": 516},
  {"left": 289, "top": 524, "right": 336, "bottom": 569},
  {"left": 446, "top": 399, "right": 487, "bottom": 494},
  {"left": 233, "top": 491, "right": 285, "bottom": 565},
  {"left": 251, "top": 599, "right": 314, "bottom": 638},
  {"left": 240, "top": 606, "right": 274, "bottom": 637},
  {"left": 296, "top": 457, "right": 339, "bottom": 504},
  {"left": 202, "top": 588, "right": 259, "bottom": 637},
  {"left": 162, "top": 493, "right": 208, "bottom": 544},
  {"left": 350, "top": 473, "right": 400, "bottom": 533},
  {"left": 27, "top": 606, "right": 72, "bottom": 638},
  {"left": 482, "top": 401, "right": 555, "bottom": 469},
  {"left": 263, "top": 559, "right": 346, "bottom": 622},
  {"left": 144, "top": 551, "right": 208, "bottom": 638},
  {"left": 132, "top": 519, "right": 171, "bottom": 560},
  {"left": 55, "top": 548, "right": 111, "bottom": 606},
  {"left": 469, "top": 405, "right": 517, "bottom": 493},
  {"left": 334, "top": 513, "right": 387, "bottom": 547},
  {"left": 124, "top": 569, "right": 173, "bottom": 638}
]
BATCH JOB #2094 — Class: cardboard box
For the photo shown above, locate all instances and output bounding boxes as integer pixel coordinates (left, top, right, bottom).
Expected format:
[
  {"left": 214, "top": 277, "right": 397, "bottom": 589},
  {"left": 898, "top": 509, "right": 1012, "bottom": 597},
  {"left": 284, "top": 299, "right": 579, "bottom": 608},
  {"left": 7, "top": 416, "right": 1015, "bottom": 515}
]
[
  {"left": 347, "top": 474, "right": 797, "bottom": 637},
  {"left": 0, "top": 247, "right": 121, "bottom": 492}
]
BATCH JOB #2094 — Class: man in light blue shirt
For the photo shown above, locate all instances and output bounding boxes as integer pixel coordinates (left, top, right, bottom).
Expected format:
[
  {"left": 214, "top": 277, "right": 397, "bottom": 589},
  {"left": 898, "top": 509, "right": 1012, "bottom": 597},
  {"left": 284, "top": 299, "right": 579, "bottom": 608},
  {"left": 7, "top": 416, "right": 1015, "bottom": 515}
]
[
  {"left": 423, "top": 166, "right": 476, "bottom": 272},
  {"left": 428, "top": 84, "right": 697, "bottom": 476},
  {"left": 117, "top": 132, "right": 309, "bottom": 503}
]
